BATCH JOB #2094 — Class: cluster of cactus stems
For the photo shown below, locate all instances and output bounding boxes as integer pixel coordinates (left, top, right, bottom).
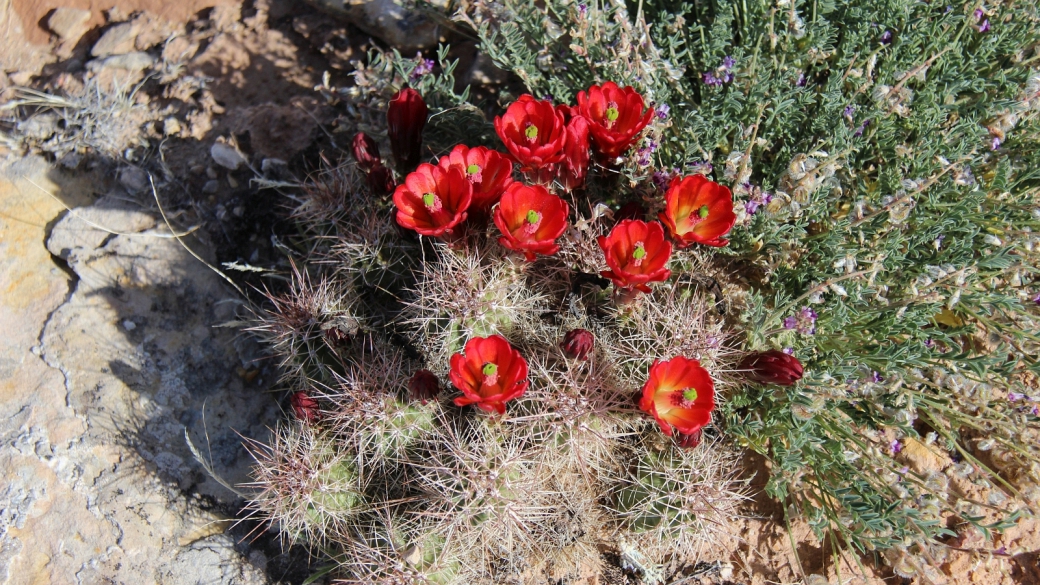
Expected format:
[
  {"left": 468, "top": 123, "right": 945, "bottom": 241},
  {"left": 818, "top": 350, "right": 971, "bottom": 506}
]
[{"left": 244, "top": 81, "right": 773, "bottom": 583}]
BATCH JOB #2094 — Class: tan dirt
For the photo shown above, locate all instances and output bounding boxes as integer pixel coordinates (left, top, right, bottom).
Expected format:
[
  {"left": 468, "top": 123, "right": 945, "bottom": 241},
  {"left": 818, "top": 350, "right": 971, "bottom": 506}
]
[{"left": 10, "top": 0, "right": 236, "bottom": 45}]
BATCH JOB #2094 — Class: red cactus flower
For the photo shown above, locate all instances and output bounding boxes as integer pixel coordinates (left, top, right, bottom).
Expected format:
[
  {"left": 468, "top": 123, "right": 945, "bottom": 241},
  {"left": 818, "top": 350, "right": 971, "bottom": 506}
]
[
  {"left": 437, "top": 144, "right": 515, "bottom": 211},
  {"left": 493, "top": 95, "right": 567, "bottom": 170},
  {"left": 388, "top": 87, "right": 428, "bottom": 170},
  {"left": 659, "top": 175, "right": 737, "bottom": 247},
  {"left": 597, "top": 219, "right": 672, "bottom": 293},
  {"left": 560, "top": 329, "right": 594, "bottom": 360},
  {"left": 740, "top": 350, "right": 804, "bottom": 386},
  {"left": 408, "top": 369, "right": 442, "bottom": 404},
  {"left": 393, "top": 163, "right": 472, "bottom": 237},
  {"left": 639, "top": 356, "right": 716, "bottom": 439},
  {"left": 558, "top": 114, "right": 591, "bottom": 190},
  {"left": 352, "top": 132, "right": 382, "bottom": 172},
  {"left": 493, "top": 183, "right": 569, "bottom": 261},
  {"left": 575, "top": 82, "right": 654, "bottom": 160},
  {"left": 290, "top": 391, "right": 319, "bottom": 423},
  {"left": 367, "top": 164, "right": 396, "bottom": 196},
  {"left": 450, "top": 335, "right": 529, "bottom": 415}
]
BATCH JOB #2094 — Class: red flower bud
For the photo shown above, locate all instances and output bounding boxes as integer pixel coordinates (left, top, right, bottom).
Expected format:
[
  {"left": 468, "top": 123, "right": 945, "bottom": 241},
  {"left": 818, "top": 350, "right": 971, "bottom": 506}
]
[
  {"left": 575, "top": 82, "right": 654, "bottom": 160},
  {"left": 558, "top": 115, "right": 591, "bottom": 190},
  {"left": 437, "top": 144, "right": 515, "bottom": 212},
  {"left": 450, "top": 335, "right": 529, "bottom": 415},
  {"left": 740, "top": 350, "right": 804, "bottom": 386},
  {"left": 560, "top": 329, "right": 594, "bottom": 360},
  {"left": 352, "top": 132, "right": 382, "bottom": 172},
  {"left": 639, "top": 356, "right": 715, "bottom": 437},
  {"left": 493, "top": 95, "right": 567, "bottom": 171},
  {"left": 659, "top": 175, "right": 737, "bottom": 247},
  {"left": 393, "top": 163, "right": 472, "bottom": 237},
  {"left": 387, "top": 87, "right": 428, "bottom": 171},
  {"left": 676, "top": 428, "right": 703, "bottom": 449},
  {"left": 367, "top": 164, "right": 396, "bottom": 196},
  {"left": 493, "top": 183, "right": 569, "bottom": 261},
  {"left": 597, "top": 219, "right": 672, "bottom": 293},
  {"left": 290, "top": 391, "right": 319, "bottom": 423},
  {"left": 408, "top": 369, "right": 442, "bottom": 404}
]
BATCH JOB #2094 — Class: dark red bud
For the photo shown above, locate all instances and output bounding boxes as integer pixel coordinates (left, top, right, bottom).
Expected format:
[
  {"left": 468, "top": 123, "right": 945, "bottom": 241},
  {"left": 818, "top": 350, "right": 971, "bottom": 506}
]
[
  {"left": 367, "top": 164, "right": 396, "bottom": 196},
  {"left": 676, "top": 428, "right": 702, "bottom": 449},
  {"left": 352, "top": 132, "right": 382, "bottom": 172},
  {"left": 387, "top": 88, "right": 428, "bottom": 171},
  {"left": 290, "top": 391, "right": 319, "bottom": 423},
  {"left": 560, "top": 328, "right": 594, "bottom": 360},
  {"left": 740, "top": 350, "right": 804, "bottom": 386},
  {"left": 615, "top": 201, "right": 646, "bottom": 223},
  {"left": 409, "top": 369, "right": 442, "bottom": 404}
]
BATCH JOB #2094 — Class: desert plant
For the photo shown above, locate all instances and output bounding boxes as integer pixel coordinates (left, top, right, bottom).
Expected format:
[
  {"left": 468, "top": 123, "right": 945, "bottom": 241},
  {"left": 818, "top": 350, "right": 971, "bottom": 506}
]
[{"left": 242, "top": 0, "right": 1040, "bottom": 582}]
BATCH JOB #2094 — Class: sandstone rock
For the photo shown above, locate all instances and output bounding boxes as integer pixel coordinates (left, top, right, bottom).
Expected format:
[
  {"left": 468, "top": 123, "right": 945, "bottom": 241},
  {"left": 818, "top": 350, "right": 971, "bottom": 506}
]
[
  {"left": 91, "top": 21, "right": 140, "bottom": 57},
  {"left": 211, "top": 141, "right": 248, "bottom": 170},
  {"left": 87, "top": 51, "right": 155, "bottom": 72},
  {"left": 46, "top": 8, "right": 92, "bottom": 45},
  {"left": 897, "top": 437, "right": 952, "bottom": 475},
  {"left": 303, "top": 0, "right": 448, "bottom": 52},
  {"left": 0, "top": 157, "right": 277, "bottom": 584}
]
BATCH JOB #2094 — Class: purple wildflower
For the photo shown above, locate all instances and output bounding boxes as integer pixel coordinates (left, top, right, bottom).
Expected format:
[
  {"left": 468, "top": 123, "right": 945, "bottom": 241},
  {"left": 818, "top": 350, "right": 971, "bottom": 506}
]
[
  {"left": 784, "top": 306, "right": 818, "bottom": 335},
  {"left": 853, "top": 119, "right": 872, "bottom": 137},
  {"left": 410, "top": 53, "right": 435, "bottom": 80},
  {"left": 935, "top": 234, "right": 946, "bottom": 249},
  {"left": 880, "top": 30, "right": 893, "bottom": 44},
  {"left": 991, "top": 136, "right": 1002, "bottom": 150},
  {"left": 703, "top": 72, "right": 722, "bottom": 86},
  {"left": 890, "top": 439, "right": 902, "bottom": 454},
  {"left": 651, "top": 169, "right": 678, "bottom": 191},
  {"left": 721, "top": 71, "right": 734, "bottom": 83},
  {"left": 796, "top": 72, "right": 807, "bottom": 87},
  {"left": 843, "top": 104, "right": 856, "bottom": 118},
  {"left": 744, "top": 189, "right": 772, "bottom": 215},
  {"left": 1009, "top": 392, "right": 1026, "bottom": 401},
  {"left": 978, "top": 19, "right": 990, "bottom": 32},
  {"left": 974, "top": 8, "right": 984, "bottom": 20},
  {"left": 1032, "top": 291, "right": 1040, "bottom": 305},
  {"left": 925, "top": 338, "right": 934, "bottom": 348},
  {"left": 687, "top": 160, "right": 713, "bottom": 175},
  {"left": 871, "top": 371, "right": 884, "bottom": 383},
  {"left": 722, "top": 55, "right": 736, "bottom": 69},
  {"left": 783, "top": 347, "right": 794, "bottom": 355},
  {"left": 656, "top": 103, "right": 670, "bottom": 119},
  {"left": 578, "top": 2, "right": 587, "bottom": 16}
]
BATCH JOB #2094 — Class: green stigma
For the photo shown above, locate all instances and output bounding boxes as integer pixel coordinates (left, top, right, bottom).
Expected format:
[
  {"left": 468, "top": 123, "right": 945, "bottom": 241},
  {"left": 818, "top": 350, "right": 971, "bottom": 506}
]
[
  {"left": 467, "top": 164, "right": 481, "bottom": 174},
  {"left": 632, "top": 245, "right": 646, "bottom": 260},
  {"left": 422, "top": 193, "right": 437, "bottom": 207},
  {"left": 682, "top": 388, "right": 699, "bottom": 402},
  {"left": 524, "top": 124, "right": 539, "bottom": 139},
  {"left": 605, "top": 107, "right": 619, "bottom": 122},
  {"left": 526, "top": 210, "right": 541, "bottom": 224},
  {"left": 482, "top": 363, "right": 498, "bottom": 377},
  {"left": 698, "top": 205, "right": 710, "bottom": 219}
]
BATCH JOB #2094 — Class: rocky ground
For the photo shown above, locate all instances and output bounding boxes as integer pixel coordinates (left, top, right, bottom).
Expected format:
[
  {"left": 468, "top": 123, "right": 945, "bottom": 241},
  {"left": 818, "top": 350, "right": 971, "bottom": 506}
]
[{"left": 0, "top": 1, "right": 1037, "bottom": 584}]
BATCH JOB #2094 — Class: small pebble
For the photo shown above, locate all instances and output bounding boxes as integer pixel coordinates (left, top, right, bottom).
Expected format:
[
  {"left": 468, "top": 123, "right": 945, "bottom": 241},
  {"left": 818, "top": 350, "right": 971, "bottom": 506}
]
[{"left": 122, "top": 320, "right": 137, "bottom": 331}]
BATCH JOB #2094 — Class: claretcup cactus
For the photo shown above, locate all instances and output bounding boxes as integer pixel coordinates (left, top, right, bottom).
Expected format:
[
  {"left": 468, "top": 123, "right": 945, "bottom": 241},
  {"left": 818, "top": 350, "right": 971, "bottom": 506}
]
[{"left": 244, "top": 73, "right": 748, "bottom": 584}]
